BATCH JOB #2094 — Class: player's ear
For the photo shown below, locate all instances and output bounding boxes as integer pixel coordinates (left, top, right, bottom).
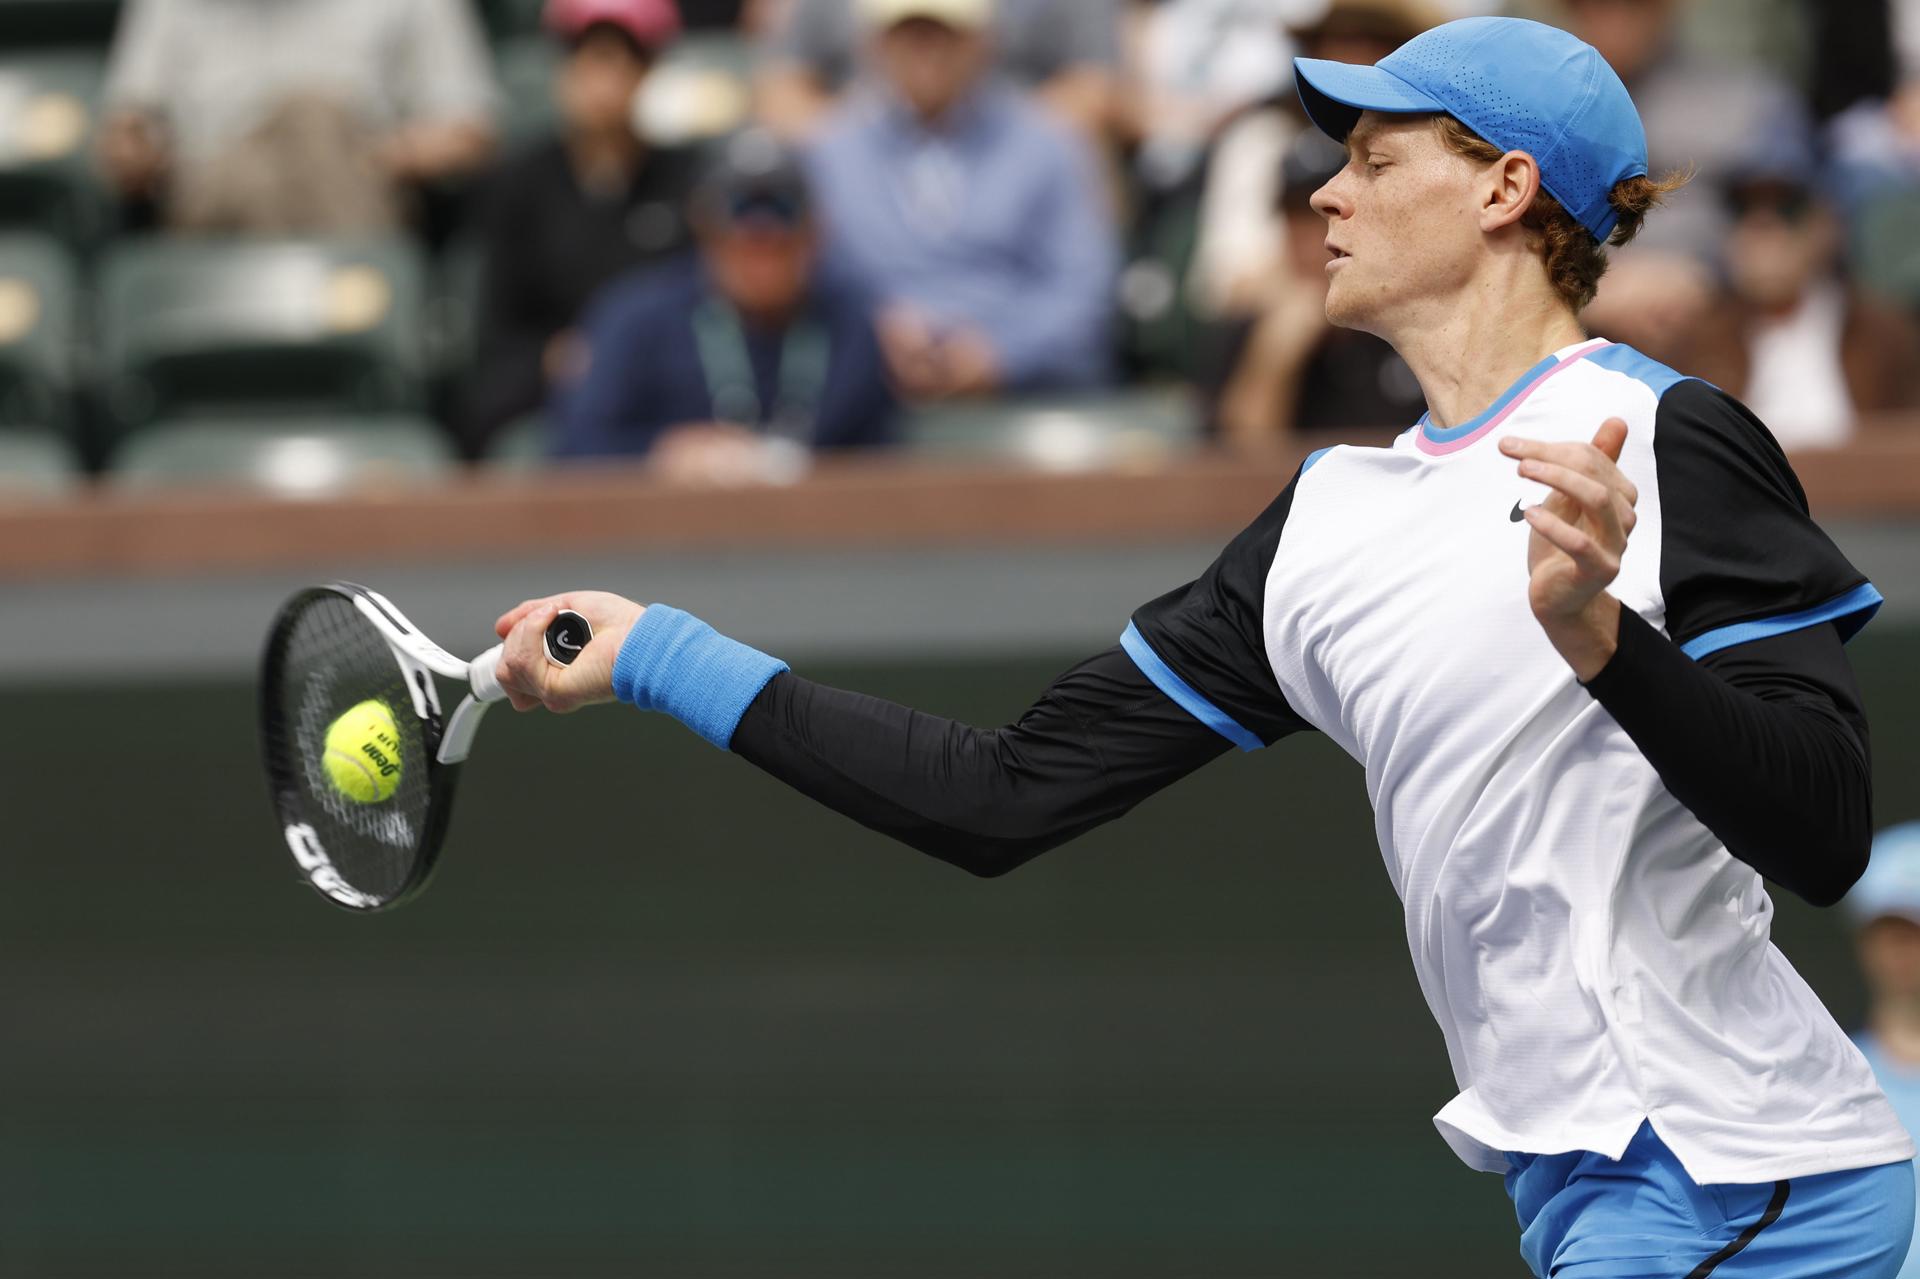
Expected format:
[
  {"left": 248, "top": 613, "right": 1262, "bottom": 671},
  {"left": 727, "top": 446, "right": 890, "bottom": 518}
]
[{"left": 1481, "top": 150, "right": 1541, "bottom": 234}]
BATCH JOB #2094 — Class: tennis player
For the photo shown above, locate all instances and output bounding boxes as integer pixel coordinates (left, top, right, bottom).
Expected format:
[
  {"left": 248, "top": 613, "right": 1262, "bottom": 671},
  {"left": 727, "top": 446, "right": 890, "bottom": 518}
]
[{"left": 494, "top": 17, "right": 1916, "bottom": 1276}]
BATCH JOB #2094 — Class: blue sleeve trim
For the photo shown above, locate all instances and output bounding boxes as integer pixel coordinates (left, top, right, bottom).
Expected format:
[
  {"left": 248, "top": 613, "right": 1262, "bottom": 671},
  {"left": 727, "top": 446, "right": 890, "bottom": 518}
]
[
  {"left": 611, "top": 605, "right": 789, "bottom": 750},
  {"left": 1302, "top": 446, "right": 1334, "bottom": 474},
  {"left": 1678, "top": 582, "right": 1885, "bottom": 660},
  {"left": 1119, "top": 621, "right": 1264, "bottom": 752}
]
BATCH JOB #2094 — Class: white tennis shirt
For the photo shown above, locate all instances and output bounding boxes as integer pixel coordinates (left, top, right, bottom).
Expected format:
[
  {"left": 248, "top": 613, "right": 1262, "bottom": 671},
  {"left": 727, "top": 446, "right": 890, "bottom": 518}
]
[{"left": 1126, "top": 338, "right": 1911, "bottom": 1184}]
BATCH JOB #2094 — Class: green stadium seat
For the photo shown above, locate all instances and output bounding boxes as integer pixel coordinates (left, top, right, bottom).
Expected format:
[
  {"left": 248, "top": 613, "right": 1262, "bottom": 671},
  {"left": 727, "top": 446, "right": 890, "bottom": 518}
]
[
  {"left": 96, "top": 237, "right": 429, "bottom": 436},
  {"left": 481, "top": 0, "right": 547, "bottom": 39},
  {"left": 496, "top": 36, "right": 562, "bottom": 142},
  {"left": 109, "top": 416, "right": 455, "bottom": 496},
  {"left": 1855, "top": 187, "right": 1920, "bottom": 311},
  {"left": 0, "top": 232, "right": 77, "bottom": 433},
  {"left": 0, "top": 425, "right": 78, "bottom": 497},
  {"left": 902, "top": 389, "right": 1202, "bottom": 472},
  {"left": 485, "top": 413, "right": 549, "bottom": 467},
  {"left": 497, "top": 30, "right": 751, "bottom": 146},
  {"left": 636, "top": 32, "right": 752, "bottom": 145},
  {"left": 0, "top": 52, "right": 113, "bottom": 248}
]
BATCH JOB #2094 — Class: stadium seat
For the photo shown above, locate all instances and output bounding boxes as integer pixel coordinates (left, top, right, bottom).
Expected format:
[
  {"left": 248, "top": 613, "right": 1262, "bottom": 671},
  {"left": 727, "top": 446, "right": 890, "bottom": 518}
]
[
  {"left": 0, "top": 425, "right": 78, "bottom": 497},
  {"left": 496, "top": 36, "right": 562, "bottom": 142},
  {"left": 496, "top": 30, "right": 750, "bottom": 145},
  {"left": 0, "top": 232, "right": 77, "bottom": 433},
  {"left": 0, "top": 51, "right": 113, "bottom": 248},
  {"left": 1855, "top": 186, "right": 1920, "bottom": 311},
  {"left": 485, "top": 413, "right": 549, "bottom": 468},
  {"left": 96, "top": 237, "right": 429, "bottom": 436},
  {"left": 635, "top": 32, "right": 752, "bottom": 145},
  {"left": 108, "top": 416, "right": 455, "bottom": 497},
  {"left": 481, "top": 0, "right": 546, "bottom": 39},
  {"left": 903, "top": 389, "right": 1202, "bottom": 472}
]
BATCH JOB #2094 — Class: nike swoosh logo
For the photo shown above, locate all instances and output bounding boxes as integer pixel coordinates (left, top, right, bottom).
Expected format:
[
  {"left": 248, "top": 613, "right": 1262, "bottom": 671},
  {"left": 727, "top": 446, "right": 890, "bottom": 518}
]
[
  {"left": 1509, "top": 501, "right": 1526, "bottom": 523},
  {"left": 554, "top": 631, "right": 582, "bottom": 652}
]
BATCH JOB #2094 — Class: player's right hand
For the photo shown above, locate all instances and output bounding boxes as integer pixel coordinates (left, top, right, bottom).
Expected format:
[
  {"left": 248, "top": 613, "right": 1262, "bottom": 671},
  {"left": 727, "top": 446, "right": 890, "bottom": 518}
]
[{"left": 493, "top": 591, "right": 646, "bottom": 715}]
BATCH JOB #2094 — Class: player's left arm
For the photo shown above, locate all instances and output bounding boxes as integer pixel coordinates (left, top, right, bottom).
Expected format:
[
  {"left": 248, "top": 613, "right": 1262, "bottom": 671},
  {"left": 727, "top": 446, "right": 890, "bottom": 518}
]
[{"left": 1503, "top": 385, "right": 1878, "bottom": 907}]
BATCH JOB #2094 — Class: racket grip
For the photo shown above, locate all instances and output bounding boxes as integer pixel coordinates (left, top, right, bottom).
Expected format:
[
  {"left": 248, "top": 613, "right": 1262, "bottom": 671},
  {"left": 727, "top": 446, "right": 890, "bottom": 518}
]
[{"left": 469, "top": 643, "right": 508, "bottom": 704}]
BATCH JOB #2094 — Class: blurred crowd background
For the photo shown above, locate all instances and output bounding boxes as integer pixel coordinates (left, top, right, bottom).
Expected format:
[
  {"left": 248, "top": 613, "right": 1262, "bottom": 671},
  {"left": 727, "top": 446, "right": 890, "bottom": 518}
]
[{"left": 0, "top": 0, "right": 1917, "bottom": 496}]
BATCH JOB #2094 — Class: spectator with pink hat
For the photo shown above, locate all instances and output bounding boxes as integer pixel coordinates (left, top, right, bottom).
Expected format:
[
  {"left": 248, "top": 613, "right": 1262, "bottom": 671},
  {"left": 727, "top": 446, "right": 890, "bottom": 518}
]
[{"left": 461, "top": 0, "right": 702, "bottom": 457}]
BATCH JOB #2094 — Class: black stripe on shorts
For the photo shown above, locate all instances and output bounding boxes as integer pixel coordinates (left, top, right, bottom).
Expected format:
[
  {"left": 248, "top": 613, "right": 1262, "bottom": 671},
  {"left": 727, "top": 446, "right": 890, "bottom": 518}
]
[{"left": 1684, "top": 1180, "right": 1791, "bottom": 1279}]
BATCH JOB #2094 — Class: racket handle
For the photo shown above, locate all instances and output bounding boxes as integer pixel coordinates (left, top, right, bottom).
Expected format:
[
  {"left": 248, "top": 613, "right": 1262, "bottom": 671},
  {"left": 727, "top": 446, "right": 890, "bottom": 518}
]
[
  {"left": 469, "top": 643, "right": 507, "bottom": 704},
  {"left": 543, "top": 610, "right": 593, "bottom": 666}
]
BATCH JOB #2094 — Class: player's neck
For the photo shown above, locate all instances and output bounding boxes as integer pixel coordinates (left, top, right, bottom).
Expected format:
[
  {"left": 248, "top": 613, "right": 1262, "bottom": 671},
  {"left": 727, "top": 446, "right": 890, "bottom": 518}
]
[{"left": 1386, "top": 283, "right": 1587, "bottom": 431}]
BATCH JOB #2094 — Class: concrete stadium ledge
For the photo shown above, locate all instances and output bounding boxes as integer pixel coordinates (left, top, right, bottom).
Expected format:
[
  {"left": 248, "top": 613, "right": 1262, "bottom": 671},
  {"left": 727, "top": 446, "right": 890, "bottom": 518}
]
[{"left": 1, "top": 432, "right": 1917, "bottom": 582}]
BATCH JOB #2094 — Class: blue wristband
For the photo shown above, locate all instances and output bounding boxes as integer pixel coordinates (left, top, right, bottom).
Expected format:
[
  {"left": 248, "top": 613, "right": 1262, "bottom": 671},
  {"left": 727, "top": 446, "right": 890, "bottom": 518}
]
[{"left": 611, "top": 605, "right": 789, "bottom": 750}]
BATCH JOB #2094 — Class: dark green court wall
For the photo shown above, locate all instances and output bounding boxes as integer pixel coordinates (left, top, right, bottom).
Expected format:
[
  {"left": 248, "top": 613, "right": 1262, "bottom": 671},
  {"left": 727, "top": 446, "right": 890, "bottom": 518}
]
[{"left": 2, "top": 628, "right": 1914, "bottom": 1278}]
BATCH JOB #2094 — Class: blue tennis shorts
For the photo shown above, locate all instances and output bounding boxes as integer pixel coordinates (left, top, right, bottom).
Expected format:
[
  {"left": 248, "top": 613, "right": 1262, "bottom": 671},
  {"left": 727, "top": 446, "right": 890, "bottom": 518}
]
[{"left": 1504, "top": 1121, "right": 1915, "bottom": 1277}]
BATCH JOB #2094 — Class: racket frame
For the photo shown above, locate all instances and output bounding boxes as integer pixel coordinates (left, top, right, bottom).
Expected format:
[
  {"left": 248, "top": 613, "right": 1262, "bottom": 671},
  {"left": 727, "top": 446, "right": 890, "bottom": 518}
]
[{"left": 260, "top": 582, "right": 488, "bottom": 912}]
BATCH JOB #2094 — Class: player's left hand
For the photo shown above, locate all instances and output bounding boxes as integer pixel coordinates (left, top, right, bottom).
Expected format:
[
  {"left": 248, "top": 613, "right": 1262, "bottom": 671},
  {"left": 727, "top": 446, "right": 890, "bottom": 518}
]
[
  {"left": 493, "top": 591, "right": 646, "bottom": 714},
  {"left": 1499, "top": 418, "right": 1637, "bottom": 681}
]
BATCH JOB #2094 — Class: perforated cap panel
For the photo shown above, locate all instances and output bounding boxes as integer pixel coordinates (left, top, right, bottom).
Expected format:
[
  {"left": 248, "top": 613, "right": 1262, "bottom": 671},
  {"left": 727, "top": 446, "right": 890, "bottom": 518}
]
[{"left": 1294, "top": 17, "right": 1648, "bottom": 241}]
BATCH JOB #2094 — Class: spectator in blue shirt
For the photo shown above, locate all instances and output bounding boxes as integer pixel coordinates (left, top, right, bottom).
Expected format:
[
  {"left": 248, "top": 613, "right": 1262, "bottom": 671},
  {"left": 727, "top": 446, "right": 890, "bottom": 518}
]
[
  {"left": 550, "top": 130, "right": 896, "bottom": 481},
  {"left": 805, "top": 0, "right": 1119, "bottom": 401},
  {"left": 1847, "top": 821, "right": 1920, "bottom": 1279}
]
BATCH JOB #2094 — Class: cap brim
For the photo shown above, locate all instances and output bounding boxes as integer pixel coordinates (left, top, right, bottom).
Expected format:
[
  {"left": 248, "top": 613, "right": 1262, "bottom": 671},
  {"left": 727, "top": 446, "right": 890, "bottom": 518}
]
[{"left": 1293, "top": 57, "right": 1446, "bottom": 142}]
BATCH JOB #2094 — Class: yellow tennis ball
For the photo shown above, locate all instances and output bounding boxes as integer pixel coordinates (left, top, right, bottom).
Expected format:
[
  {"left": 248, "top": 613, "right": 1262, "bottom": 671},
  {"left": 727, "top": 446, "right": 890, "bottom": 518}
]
[{"left": 323, "top": 699, "right": 404, "bottom": 804}]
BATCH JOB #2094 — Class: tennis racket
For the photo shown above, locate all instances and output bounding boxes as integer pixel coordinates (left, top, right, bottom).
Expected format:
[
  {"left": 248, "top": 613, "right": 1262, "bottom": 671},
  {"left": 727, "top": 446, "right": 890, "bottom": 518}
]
[{"left": 258, "top": 582, "right": 591, "bottom": 911}]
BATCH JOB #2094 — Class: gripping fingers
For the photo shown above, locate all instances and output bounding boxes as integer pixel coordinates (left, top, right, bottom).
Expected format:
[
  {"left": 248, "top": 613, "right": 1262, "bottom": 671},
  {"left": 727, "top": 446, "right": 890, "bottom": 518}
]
[
  {"left": 497, "top": 603, "right": 560, "bottom": 711},
  {"left": 1525, "top": 505, "right": 1620, "bottom": 581},
  {"left": 1519, "top": 459, "right": 1623, "bottom": 541}
]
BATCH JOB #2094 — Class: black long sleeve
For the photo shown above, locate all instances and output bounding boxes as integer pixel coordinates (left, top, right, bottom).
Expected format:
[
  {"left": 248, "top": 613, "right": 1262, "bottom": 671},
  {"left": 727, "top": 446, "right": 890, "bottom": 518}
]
[
  {"left": 728, "top": 646, "right": 1243, "bottom": 877},
  {"left": 1583, "top": 611, "right": 1873, "bottom": 906}
]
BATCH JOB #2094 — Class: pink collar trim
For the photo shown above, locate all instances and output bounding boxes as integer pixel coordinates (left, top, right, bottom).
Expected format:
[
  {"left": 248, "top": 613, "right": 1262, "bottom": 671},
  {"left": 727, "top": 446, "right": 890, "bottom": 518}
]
[{"left": 1413, "top": 339, "right": 1613, "bottom": 457}]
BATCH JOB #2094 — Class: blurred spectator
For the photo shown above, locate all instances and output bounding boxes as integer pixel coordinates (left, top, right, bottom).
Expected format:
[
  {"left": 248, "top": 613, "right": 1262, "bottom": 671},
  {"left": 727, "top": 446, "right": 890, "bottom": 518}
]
[
  {"left": 460, "top": 0, "right": 699, "bottom": 459},
  {"left": 807, "top": 0, "right": 1119, "bottom": 398},
  {"left": 1847, "top": 822, "right": 1920, "bottom": 1279},
  {"left": 1210, "top": 129, "right": 1421, "bottom": 449},
  {"left": 1828, "top": 0, "right": 1920, "bottom": 218},
  {"left": 550, "top": 130, "right": 895, "bottom": 477},
  {"left": 755, "top": 0, "right": 1121, "bottom": 140},
  {"left": 98, "top": 0, "right": 497, "bottom": 232},
  {"left": 1676, "top": 144, "right": 1920, "bottom": 450},
  {"left": 1558, "top": 0, "right": 1812, "bottom": 363},
  {"left": 1120, "top": 0, "right": 1297, "bottom": 193},
  {"left": 1189, "top": 0, "right": 1436, "bottom": 320}
]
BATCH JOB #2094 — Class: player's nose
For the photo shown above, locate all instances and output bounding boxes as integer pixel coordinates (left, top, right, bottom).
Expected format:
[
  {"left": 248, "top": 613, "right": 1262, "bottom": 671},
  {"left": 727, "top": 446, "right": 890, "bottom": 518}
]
[{"left": 1311, "top": 173, "right": 1351, "bottom": 223}]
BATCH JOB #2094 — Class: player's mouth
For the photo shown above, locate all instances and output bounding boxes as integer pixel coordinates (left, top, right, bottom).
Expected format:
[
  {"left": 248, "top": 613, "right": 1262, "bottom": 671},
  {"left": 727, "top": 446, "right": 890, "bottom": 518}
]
[{"left": 1326, "top": 241, "right": 1352, "bottom": 271}]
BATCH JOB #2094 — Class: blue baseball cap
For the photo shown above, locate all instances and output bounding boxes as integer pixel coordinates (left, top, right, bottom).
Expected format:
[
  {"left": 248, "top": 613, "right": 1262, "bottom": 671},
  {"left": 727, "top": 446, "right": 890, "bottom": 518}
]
[
  {"left": 1294, "top": 16, "right": 1649, "bottom": 242},
  {"left": 1849, "top": 823, "right": 1920, "bottom": 928}
]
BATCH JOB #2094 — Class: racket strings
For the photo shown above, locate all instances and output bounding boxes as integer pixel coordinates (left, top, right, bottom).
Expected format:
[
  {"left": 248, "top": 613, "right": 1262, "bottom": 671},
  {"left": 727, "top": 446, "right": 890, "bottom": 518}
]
[{"left": 273, "top": 593, "right": 434, "bottom": 903}]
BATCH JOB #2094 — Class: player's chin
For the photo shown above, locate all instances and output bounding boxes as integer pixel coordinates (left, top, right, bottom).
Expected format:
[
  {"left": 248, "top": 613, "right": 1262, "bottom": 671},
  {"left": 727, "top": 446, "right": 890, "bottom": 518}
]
[{"left": 1321, "top": 277, "right": 1368, "bottom": 331}]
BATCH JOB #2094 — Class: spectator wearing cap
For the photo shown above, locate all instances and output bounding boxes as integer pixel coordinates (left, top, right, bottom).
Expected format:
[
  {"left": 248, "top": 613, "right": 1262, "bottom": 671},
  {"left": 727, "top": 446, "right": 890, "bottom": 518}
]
[
  {"left": 755, "top": 0, "right": 1120, "bottom": 142},
  {"left": 1556, "top": 0, "right": 1815, "bottom": 362},
  {"left": 1848, "top": 821, "right": 1920, "bottom": 1279},
  {"left": 1210, "top": 129, "right": 1422, "bottom": 450},
  {"left": 549, "top": 131, "right": 895, "bottom": 477},
  {"left": 1189, "top": 0, "right": 1438, "bottom": 321},
  {"left": 806, "top": 0, "right": 1119, "bottom": 400},
  {"left": 460, "top": 0, "right": 701, "bottom": 458},
  {"left": 98, "top": 0, "right": 497, "bottom": 231},
  {"left": 1675, "top": 138, "right": 1920, "bottom": 450}
]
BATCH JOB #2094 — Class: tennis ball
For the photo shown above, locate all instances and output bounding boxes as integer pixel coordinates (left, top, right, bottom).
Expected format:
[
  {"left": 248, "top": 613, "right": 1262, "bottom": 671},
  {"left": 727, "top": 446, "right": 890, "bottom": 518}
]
[{"left": 323, "top": 699, "right": 404, "bottom": 804}]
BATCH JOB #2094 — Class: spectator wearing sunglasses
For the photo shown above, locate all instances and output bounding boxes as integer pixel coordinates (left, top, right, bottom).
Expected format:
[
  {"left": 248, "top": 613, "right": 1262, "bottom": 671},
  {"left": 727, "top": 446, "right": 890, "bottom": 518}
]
[
  {"left": 460, "top": 0, "right": 700, "bottom": 458},
  {"left": 1678, "top": 135, "right": 1920, "bottom": 450},
  {"left": 549, "top": 130, "right": 897, "bottom": 480}
]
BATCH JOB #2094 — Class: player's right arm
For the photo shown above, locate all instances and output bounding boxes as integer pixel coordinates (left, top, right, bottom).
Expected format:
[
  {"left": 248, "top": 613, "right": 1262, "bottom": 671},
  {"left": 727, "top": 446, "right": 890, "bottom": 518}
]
[{"left": 494, "top": 479, "right": 1314, "bottom": 875}]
